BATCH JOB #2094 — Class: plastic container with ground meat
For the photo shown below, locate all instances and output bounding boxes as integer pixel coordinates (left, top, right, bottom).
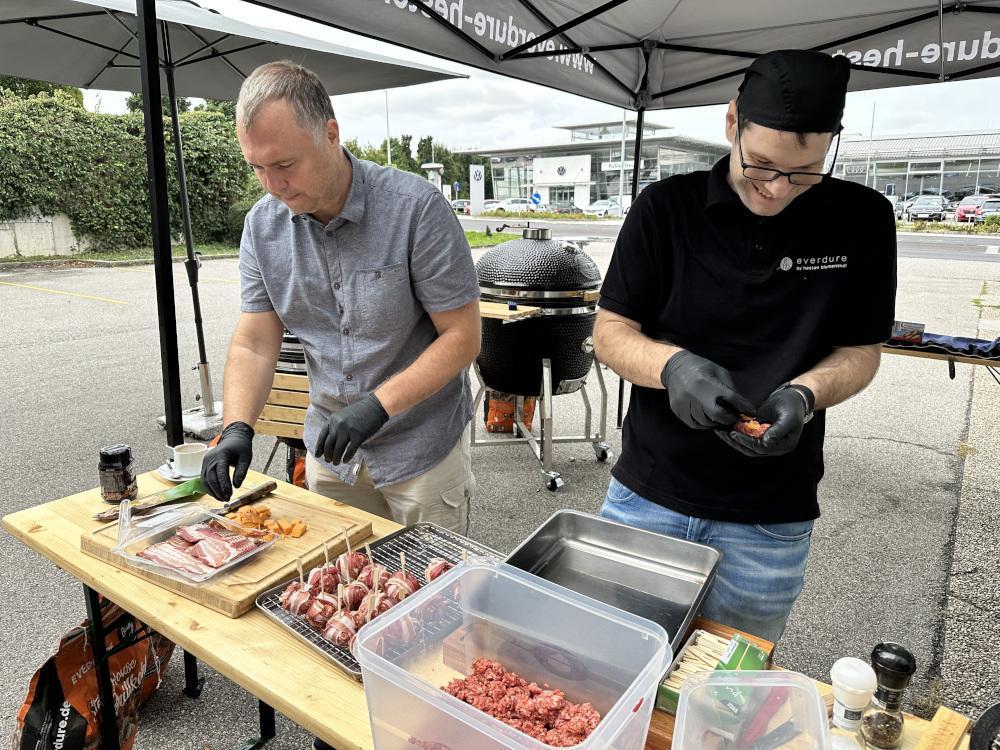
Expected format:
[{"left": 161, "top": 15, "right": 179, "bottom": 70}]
[{"left": 355, "top": 556, "right": 671, "bottom": 750}]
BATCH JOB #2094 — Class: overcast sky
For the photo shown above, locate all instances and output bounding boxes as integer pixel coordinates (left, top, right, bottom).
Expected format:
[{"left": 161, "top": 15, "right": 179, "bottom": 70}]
[{"left": 81, "top": 0, "right": 1000, "bottom": 155}]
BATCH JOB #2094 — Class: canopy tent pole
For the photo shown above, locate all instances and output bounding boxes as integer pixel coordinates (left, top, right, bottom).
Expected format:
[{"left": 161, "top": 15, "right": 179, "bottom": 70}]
[
  {"left": 136, "top": 0, "right": 183, "bottom": 447},
  {"left": 163, "top": 23, "right": 218, "bottom": 420},
  {"left": 615, "top": 41, "right": 654, "bottom": 429}
]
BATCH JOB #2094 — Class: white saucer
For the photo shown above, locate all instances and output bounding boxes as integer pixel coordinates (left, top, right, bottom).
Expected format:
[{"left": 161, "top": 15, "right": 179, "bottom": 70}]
[{"left": 156, "top": 463, "right": 201, "bottom": 482}]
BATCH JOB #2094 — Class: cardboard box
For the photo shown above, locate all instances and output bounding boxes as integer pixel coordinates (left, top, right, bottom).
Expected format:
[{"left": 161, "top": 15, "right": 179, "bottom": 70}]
[
  {"left": 891, "top": 320, "right": 925, "bottom": 342},
  {"left": 656, "top": 630, "right": 769, "bottom": 715}
]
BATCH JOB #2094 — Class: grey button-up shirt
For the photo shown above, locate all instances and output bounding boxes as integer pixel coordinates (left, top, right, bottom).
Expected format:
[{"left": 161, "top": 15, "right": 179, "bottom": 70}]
[{"left": 239, "top": 150, "right": 479, "bottom": 486}]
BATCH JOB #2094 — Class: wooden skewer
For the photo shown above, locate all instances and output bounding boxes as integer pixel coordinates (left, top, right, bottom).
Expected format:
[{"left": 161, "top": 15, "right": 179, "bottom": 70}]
[
  {"left": 364, "top": 542, "right": 374, "bottom": 563},
  {"left": 337, "top": 583, "right": 344, "bottom": 617},
  {"left": 400, "top": 551, "right": 406, "bottom": 577},
  {"left": 297, "top": 558, "right": 305, "bottom": 589},
  {"left": 323, "top": 541, "right": 330, "bottom": 567},
  {"left": 341, "top": 524, "right": 352, "bottom": 555},
  {"left": 462, "top": 548, "right": 468, "bottom": 561}
]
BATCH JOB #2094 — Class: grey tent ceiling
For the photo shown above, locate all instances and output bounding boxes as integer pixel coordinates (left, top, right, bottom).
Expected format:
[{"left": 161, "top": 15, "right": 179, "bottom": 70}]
[
  {"left": 0, "top": 0, "right": 462, "bottom": 101},
  {"left": 239, "top": 0, "right": 1000, "bottom": 109}
]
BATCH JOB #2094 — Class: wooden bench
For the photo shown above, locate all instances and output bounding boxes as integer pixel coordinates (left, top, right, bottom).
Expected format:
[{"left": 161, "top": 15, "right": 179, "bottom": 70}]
[{"left": 255, "top": 372, "right": 309, "bottom": 479}]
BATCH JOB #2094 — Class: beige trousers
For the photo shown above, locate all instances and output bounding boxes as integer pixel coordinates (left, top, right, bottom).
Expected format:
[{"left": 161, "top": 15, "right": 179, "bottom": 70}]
[{"left": 304, "top": 430, "right": 474, "bottom": 535}]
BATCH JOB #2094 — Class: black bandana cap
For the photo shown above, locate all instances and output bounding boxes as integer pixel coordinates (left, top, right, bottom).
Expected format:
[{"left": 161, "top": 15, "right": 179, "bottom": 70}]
[{"left": 737, "top": 49, "right": 851, "bottom": 134}]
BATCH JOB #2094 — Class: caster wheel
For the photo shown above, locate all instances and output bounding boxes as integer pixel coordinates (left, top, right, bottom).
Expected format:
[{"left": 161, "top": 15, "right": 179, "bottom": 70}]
[
  {"left": 546, "top": 478, "right": 559, "bottom": 491},
  {"left": 595, "top": 449, "right": 608, "bottom": 462},
  {"left": 592, "top": 443, "right": 612, "bottom": 462}
]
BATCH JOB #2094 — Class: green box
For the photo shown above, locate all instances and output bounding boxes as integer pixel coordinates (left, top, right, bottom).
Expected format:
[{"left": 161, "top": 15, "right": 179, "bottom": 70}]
[{"left": 655, "top": 632, "right": 769, "bottom": 716}]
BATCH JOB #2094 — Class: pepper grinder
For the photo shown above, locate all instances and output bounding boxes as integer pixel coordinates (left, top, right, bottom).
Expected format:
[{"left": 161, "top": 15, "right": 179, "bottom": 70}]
[{"left": 861, "top": 642, "right": 917, "bottom": 750}]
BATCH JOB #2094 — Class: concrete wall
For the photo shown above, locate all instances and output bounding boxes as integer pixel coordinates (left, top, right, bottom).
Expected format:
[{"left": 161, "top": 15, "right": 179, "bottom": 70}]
[{"left": 0, "top": 209, "right": 91, "bottom": 257}]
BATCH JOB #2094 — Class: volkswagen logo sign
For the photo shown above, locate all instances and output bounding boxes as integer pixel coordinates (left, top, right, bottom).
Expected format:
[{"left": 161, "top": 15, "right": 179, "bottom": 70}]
[
  {"left": 557, "top": 165, "right": 566, "bottom": 176},
  {"left": 471, "top": 166, "right": 483, "bottom": 182}
]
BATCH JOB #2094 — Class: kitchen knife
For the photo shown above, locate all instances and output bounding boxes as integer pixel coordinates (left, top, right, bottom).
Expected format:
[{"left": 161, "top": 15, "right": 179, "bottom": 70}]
[
  {"left": 742, "top": 719, "right": 799, "bottom": 750},
  {"left": 94, "top": 478, "right": 205, "bottom": 522},
  {"left": 737, "top": 686, "right": 790, "bottom": 748},
  {"left": 218, "top": 480, "right": 277, "bottom": 515}
]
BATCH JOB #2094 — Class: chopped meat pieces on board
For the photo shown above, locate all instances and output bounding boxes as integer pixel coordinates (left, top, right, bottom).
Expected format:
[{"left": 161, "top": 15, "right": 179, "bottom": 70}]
[{"left": 442, "top": 658, "right": 600, "bottom": 746}]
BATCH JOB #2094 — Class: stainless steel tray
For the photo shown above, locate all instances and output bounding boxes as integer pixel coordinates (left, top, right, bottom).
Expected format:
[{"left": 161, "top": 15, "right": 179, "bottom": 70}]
[
  {"left": 504, "top": 510, "right": 722, "bottom": 654},
  {"left": 256, "top": 522, "right": 500, "bottom": 680}
]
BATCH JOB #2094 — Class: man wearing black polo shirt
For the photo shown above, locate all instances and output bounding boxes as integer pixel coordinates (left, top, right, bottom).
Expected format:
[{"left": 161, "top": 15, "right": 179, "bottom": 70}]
[{"left": 594, "top": 49, "right": 896, "bottom": 643}]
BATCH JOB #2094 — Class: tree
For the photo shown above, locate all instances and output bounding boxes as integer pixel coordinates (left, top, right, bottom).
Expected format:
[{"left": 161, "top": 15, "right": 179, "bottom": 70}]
[
  {"left": 194, "top": 99, "right": 236, "bottom": 120},
  {"left": 126, "top": 92, "right": 191, "bottom": 116},
  {"left": 0, "top": 75, "right": 83, "bottom": 107}
]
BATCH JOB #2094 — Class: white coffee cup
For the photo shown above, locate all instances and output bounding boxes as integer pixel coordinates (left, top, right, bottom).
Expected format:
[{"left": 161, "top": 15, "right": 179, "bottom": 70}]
[{"left": 169, "top": 443, "right": 207, "bottom": 476}]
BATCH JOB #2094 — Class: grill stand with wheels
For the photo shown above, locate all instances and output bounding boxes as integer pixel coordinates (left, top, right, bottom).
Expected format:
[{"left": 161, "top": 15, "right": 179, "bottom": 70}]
[{"left": 470, "top": 356, "right": 612, "bottom": 491}]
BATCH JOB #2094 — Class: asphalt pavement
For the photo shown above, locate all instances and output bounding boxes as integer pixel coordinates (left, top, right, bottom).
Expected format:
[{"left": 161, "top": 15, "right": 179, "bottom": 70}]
[{"left": 1, "top": 244, "right": 998, "bottom": 749}]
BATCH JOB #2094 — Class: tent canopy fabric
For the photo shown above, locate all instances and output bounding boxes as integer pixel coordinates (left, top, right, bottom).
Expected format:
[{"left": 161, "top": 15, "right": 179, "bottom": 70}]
[
  {"left": 0, "top": 0, "right": 462, "bottom": 101},
  {"left": 242, "top": 0, "right": 1000, "bottom": 110}
]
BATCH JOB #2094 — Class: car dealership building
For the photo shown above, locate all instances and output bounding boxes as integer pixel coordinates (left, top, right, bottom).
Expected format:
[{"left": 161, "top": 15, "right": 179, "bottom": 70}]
[
  {"left": 462, "top": 119, "right": 729, "bottom": 208},
  {"left": 465, "top": 122, "right": 1000, "bottom": 207},
  {"left": 832, "top": 130, "right": 1000, "bottom": 199}
]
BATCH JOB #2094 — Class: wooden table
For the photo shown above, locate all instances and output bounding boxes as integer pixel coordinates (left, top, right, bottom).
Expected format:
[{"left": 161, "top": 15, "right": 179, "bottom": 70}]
[{"left": 2, "top": 470, "right": 969, "bottom": 750}]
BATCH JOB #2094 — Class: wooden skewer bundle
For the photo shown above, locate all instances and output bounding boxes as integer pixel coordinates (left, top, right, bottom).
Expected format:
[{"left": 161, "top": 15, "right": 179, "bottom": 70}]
[{"left": 662, "top": 630, "right": 733, "bottom": 692}]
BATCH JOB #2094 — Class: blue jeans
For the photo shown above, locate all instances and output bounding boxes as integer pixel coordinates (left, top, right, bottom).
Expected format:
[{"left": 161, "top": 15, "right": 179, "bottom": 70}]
[{"left": 600, "top": 477, "right": 813, "bottom": 644}]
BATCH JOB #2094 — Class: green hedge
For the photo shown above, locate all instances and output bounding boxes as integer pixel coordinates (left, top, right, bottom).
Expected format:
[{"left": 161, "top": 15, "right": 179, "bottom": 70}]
[{"left": 0, "top": 91, "right": 250, "bottom": 250}]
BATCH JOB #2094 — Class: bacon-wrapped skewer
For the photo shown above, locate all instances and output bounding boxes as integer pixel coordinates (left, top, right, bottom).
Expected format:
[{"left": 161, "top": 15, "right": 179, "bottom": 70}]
[
  {"left": 335, "top": 524, "right": 368, "bottom": 583},
  {"left": 424, "top": 557, "right": 453, "bottom": 584},
  {"left": 307, "top": 563, "right": 340, "bottom": 593},
  {"left": 285, "top": 559, "right": 314, "bottom": 616},
  {"left": 356, "top": 563, "right": 390, "bottom": 591},
  {"left": 357, "top": 590, "right": 393, "bottom": 624},
  {"left": 304, "top": 597, "right": 338, "bottom": 630},
  {"left": 386, "top": 551, "right": 421, "bottom": 600},
  {"left": 385, "top": 570, "right": 420, "bottom": 600},
  {"left": 321, "top": 584, "right": 357, "bottom": 648},
  {"left": 342, "top": 580, "right": 369, "bottom": 610}
]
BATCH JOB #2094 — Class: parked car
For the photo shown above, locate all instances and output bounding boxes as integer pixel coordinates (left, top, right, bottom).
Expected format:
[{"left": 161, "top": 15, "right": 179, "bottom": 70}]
[
  {"left": 532, "top": 202, "right": 550, "bottom": 213},
  {"left": 548, "top": 202, "right": 583, "bottom": 214},
  {"left": 583, "top": 199, "right": 622, "bottom": 217},
  {"left": 973, "top": 198, "right": 1000, "bottom": 224},
  {"left": 451, "top": 199, "right": 471, "bottom": 215},
  {"left": 955, "top": 194, "right": 995, "bottom": 222},
  {"left": 483, "top": 199, "right": 500, "bottom": 210},
  {"left": 491, "top": 197, "right": 534, "bottom": 213},
  {"left": 885, "top": 194, "right": 903, "bottom": 220},
  {"left": 905, "top": 195, "right": 947, "bottom": 221}
]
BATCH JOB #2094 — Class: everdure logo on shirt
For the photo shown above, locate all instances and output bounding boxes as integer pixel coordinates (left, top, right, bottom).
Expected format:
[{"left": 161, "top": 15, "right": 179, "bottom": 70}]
[{"left": 780, "top": 255, "right": 848, "bottom": 271}]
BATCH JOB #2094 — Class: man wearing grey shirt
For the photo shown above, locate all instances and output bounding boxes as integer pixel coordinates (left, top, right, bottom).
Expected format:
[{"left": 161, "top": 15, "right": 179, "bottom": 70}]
[{"left": 201, "top": 61, "right": 481, "bottom": 535}]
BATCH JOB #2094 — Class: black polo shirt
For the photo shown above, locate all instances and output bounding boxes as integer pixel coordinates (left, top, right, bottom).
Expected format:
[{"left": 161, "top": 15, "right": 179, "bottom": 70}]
[{"left": 600, "top": 155, "right": 897, "bottom": 523}]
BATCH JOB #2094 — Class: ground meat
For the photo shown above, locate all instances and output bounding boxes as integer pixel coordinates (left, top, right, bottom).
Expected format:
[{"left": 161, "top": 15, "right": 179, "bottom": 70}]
[
  {"left": 734, "top": 419, "right": 770, "bottom": 438},
  {"left": 442, "top": 658, "right": 600, "bottom": 746}
]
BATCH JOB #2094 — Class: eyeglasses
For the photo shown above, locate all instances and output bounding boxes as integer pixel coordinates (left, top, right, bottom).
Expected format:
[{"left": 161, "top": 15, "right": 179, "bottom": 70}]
[{"left": 736, "top": 119, "right": 840, "bottom": 186}]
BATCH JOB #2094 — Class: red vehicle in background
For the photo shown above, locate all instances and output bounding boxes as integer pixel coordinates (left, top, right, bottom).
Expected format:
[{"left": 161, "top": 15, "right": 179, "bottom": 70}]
[{"left": 955, "top": 194, "right": 997, "bottom": 222}]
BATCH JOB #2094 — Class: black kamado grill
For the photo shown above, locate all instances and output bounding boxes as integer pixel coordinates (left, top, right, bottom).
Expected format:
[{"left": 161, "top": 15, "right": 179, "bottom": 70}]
[{"left": 471, "top": 225, "right": 612, "bottom": 491}]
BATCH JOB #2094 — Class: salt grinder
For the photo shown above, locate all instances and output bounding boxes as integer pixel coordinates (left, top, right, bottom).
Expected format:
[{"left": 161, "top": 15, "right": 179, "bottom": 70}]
[{"left": 861, "top": 642, "right": 917, "bottom": 750}]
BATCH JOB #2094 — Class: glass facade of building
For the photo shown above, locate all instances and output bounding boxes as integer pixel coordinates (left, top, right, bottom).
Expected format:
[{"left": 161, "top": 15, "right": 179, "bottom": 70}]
[
  {"left": 833, "top": 132, "right": 1000, "bottom": 200},
  {"left": 482, "top": 120, "right": 727, "bottom": 205}
]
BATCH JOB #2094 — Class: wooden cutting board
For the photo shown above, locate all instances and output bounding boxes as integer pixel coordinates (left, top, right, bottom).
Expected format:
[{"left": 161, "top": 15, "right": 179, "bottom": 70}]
[{"left": 80, "top": 491, "right": 371, "bottom": 618}]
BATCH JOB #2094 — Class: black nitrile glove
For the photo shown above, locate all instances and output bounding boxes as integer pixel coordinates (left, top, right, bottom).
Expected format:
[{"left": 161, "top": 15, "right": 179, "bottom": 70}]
[
  {"left": 202, "top": 421, "right": 254, "bottom": 502},
  {"left": 315, "top": 393, "right": 390, "bottom": 465},
  {"left": 716, "top": 383, "right": 815, "bottom": 457},
  {"left": 660, "top": 349, "right": 757, "bottom": 429}
]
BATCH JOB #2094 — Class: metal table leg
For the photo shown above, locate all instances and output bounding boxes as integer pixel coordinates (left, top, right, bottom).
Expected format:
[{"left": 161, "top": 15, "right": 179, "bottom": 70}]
[
  {"left": 182, "top": 650, "right": 205, "bottom": 698},
  {"left": 235, "top": 701, "right": 276, "bottom": 750},
  {"left": 83, "top": 585, "right": 121, "bottom": 750}
]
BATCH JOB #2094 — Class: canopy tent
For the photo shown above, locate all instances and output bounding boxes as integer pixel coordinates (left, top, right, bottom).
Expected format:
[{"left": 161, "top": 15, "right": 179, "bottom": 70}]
[
  {"left": 0, "top": 0, "right": 462, "bottom": 445},
  {"left": 239, "top": 0, "right": 1000, "bottom": 425},
  {"left": 241, "top": 1, "right": 1000, "bottom": 109}
]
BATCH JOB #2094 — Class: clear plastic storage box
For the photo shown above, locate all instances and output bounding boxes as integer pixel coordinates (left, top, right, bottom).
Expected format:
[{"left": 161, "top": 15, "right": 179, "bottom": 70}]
[
  {"left": 673, "top": 670, "right": 831, "bottom": 750},
  {"left": 355, "top": 557, "right": 672, "bottom": 750}
]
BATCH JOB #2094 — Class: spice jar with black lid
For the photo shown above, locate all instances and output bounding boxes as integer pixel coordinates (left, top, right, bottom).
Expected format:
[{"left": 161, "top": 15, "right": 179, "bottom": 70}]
[
  {"left": 861, "top": 642, "right": 917, "bottom": 749},
  {"left": 98, "top": 444, "right": 138, "bottom": 504}
]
